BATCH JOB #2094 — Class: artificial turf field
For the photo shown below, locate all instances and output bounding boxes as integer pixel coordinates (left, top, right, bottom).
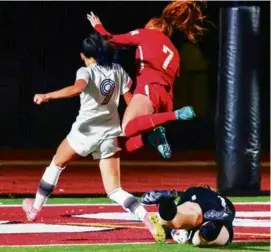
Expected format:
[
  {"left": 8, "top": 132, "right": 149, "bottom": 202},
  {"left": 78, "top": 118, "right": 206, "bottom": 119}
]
[{"left": 0, "top": 197, "right": 269, "bottom": 252}]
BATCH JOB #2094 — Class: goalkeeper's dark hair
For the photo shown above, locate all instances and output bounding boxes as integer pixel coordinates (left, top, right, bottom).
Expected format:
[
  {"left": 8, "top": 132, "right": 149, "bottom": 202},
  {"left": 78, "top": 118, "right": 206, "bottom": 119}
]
[{"left": 82, "top": 32, "right": 114, "bottom": 68}]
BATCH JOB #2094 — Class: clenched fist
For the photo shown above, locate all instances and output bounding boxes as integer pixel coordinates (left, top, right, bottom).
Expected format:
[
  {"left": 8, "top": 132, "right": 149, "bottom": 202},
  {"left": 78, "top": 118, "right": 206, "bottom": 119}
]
[{"left": 33, "top": 94, "right": 50, "bottom": 105}]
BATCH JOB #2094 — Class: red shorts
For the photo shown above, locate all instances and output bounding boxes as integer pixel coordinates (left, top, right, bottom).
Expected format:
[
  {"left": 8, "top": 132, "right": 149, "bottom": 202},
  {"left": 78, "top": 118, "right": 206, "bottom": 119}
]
[{"left": 134, "top": 84, "right": 173, "bottom": 113}]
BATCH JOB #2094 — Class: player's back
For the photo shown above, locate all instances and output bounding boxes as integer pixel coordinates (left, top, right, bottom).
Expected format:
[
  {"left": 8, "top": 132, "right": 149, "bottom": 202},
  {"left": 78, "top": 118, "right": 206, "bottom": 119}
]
[
  {"left": 178, "top": 187, "right": 235, "bottom": 216},
  {"left": 77, "top": 63, "right": 127, "bottom": 125},
  {"left": 136, "top": 29, "right": 180, "bottom": 87}
]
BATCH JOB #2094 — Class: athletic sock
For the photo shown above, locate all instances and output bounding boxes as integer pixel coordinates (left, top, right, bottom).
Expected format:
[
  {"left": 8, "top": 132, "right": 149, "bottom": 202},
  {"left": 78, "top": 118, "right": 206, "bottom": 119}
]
[
  {"left": 125, "top": 134, "right": 145, "bottom": 152},
  {"left": 33, "top": 157, "right": 65, "bottom": 210},
  {"left": 124, "top": 112, "right": 176, "bottom": 137},
  {"left": 108, "top": 188, "right": 147, "bottom": 221}
]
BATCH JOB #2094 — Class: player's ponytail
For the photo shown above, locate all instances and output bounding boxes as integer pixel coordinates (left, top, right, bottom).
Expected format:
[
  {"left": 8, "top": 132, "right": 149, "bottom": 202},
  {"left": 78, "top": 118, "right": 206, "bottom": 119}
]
[
  {"left": 162, "top": 0, "right": 206, "bottom": 43},
  {"left": 82, "top": 32, "right": 114, "bottom": 68}
]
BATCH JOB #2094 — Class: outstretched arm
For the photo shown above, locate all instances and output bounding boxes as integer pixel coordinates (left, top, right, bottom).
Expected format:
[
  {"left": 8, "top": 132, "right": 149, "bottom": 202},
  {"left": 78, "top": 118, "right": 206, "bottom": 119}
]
[
  {"left": 87, "top": 12, "right": 141, "bottom": 46},
  {"left": 34, "top": 79, "right": 87, "bottom": 105}
]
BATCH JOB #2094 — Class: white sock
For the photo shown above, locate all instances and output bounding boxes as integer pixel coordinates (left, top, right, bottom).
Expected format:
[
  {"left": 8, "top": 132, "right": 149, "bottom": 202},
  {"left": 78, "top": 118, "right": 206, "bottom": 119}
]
[
  {"left": 33, "top": 157, "right": 65, "bottom": 210},
  {"left": 33, "top": 192, "right": 48, "bottom": 211},
  {"left": 108, "top": 188, "right": 147, "bottom": 221},
  {"left": 41, "top": 157, "right": 64, "bottom": 185},
  {"left": 134, "top": 205, "right": 148, "bottom": 221}
]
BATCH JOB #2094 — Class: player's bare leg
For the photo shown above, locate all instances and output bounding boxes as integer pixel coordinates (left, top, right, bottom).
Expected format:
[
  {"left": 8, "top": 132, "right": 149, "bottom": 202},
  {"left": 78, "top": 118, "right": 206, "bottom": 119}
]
[
  {"left": 122, "top": 94, "right": 155, "bottom": 130},
  {"left": 99, "top": 153, "right": 166, "bottom": 243},
  {"left": 22, "top": 138, "right": 80, "bottom": 221},
  {"left": 99, "top": 152, "right": 121, "bottom": 194},
  {"left": 122, "top": 94, "right": 172, "bottom": 158}
]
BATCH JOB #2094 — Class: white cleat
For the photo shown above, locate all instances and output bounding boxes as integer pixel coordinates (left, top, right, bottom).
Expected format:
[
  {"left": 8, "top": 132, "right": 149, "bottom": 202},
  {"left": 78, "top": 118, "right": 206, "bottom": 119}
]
[{"left": 22, "top": 198, "right": 39, "bottom": 222}]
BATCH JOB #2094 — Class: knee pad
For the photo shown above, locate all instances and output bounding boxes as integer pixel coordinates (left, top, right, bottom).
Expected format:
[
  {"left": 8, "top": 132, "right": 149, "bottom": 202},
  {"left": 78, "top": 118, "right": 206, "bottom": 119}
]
[
  {"left": 199, "top": 221, "right": 224, "bottom": 242},
  {"left": 158, "top": 198, "right": 177, "bottom": 221}
]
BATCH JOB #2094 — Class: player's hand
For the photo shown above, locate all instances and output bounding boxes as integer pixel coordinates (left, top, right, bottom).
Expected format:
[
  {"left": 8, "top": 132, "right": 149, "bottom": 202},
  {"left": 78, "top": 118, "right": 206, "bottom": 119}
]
[
  {"left": 87, "top": 12, "right": 102, "bottom": 28},
  {"left": 33, "top": 94, "right": 49, "bottom": 105}
]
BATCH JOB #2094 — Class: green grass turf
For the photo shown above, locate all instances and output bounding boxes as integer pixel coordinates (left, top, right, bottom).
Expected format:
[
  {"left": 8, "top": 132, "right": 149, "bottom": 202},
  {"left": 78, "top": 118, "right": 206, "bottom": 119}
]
[
  {"left": 0, "top": 242, "right": 270, "bottom": 252},
  {"left": 0, "top": 196, "right": 270, "bottom": 205}
]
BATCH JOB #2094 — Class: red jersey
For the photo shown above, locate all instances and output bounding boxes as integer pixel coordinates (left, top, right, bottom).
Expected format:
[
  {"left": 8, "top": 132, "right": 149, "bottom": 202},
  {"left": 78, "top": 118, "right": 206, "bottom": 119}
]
[{"left": 95, "top": 24, "right": 180, "bottom": 90}]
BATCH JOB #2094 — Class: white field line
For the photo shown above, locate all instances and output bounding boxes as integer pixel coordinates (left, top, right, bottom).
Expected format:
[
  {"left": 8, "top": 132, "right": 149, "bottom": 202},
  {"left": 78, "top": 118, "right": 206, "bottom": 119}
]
[
  {"left": 0, "top": 202, "right": 269, "bottom": 207},
  {"left": 0, "top": 160, "right": 269, "bottom": 167}
]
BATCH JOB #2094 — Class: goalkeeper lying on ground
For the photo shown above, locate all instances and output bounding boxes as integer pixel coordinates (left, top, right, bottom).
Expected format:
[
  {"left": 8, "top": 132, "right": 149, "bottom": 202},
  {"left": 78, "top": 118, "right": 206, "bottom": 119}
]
[{"left": 141, "top": 185, "right": 235, "bottom": 246}]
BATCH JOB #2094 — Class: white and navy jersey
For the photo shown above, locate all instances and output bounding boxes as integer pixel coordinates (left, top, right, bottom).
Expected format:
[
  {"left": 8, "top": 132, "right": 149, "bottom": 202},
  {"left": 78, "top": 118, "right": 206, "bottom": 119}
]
[{"left": 73, "top": 63, "right": 131, "bottom": 139}]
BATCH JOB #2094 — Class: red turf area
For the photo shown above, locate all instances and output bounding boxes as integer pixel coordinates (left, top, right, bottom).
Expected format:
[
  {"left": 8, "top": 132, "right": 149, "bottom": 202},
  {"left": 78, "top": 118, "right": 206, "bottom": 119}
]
[
  {"left": 0, "top": 204, "right": 269, "bottom": 245},
  {"left": 0, "top": 149, "right": 269, "bottom": 195}
]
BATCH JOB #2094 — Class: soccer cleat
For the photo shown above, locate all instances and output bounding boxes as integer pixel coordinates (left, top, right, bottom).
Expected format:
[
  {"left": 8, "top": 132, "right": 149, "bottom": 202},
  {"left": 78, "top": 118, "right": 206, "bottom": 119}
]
[
  {"left": 22, "top": 198, "right": 39, "bottom": 222},
  {"left": 143, "top": 213, "right": 166, "bottom": 243},
  {"left": 147, "top": 126, "right": 172, "bottom": 159},
  {"left": 175, "top": 106, "right": 196, "bottom": 120},
  {"left": 141, "top": 190, "right": 179, "bottom": 205}
]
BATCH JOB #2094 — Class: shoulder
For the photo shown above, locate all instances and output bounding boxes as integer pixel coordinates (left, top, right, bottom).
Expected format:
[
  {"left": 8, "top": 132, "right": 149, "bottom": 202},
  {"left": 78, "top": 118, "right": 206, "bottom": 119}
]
[
  {"left": 76, "top": 67, "right": 91, "bottom": 81},
  {"left": 128, "top": 28, "right": 155, "bottom": 37},
  {"left": 112, "top": 63, "right": 126, "bottom": 74},
  {"left": 112, "top": 63, "right": 121, "bottom": 69},
  {"left": 76, "top": 66, "right": 89, "bottom": 74},
  {"left": 128, "top": 29, "right": 143, "bottom": 35},
  {"left": 181, "top": 187, "right": 197, "bottom": 199}
]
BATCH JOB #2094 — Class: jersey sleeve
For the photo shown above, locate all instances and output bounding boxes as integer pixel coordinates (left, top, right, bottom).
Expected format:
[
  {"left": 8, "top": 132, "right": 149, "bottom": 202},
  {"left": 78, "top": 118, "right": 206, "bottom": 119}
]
[
  {"left": 94, "top": 24, "right": 111, "bottom": 36},
  {"left": 76, "top": 67, "right": 90, "bottom": 83},
  {"left": 120, "top": 67, "right": 132, "bottom": 95},
  {"left": 94, "top": 24, "right": 142, "bottom": 46}
]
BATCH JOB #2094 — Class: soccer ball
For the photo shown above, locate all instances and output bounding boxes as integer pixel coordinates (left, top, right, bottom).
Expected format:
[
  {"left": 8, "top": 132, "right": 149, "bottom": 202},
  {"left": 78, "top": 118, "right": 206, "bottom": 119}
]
[{"left": 171, "top": 229, "right": 189, "bottom": 244}]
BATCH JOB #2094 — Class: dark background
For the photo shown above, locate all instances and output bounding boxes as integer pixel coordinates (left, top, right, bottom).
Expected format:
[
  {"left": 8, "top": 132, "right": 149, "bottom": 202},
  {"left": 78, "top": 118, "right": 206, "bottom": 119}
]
[{"left": 0, "top": 1, "right": 269, "bottom": 151}]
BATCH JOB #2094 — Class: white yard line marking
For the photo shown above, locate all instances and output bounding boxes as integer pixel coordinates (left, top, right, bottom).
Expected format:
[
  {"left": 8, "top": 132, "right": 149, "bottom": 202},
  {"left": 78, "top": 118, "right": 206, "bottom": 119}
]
[
  {"left": 236, "top": 211, "right": 270, "bottom": 217},
  {"left": 0, "top": 202, "right": 269, "bottom": 207},
  {"left": 0, "top": 160, "right": 269, "bottom": 167}
]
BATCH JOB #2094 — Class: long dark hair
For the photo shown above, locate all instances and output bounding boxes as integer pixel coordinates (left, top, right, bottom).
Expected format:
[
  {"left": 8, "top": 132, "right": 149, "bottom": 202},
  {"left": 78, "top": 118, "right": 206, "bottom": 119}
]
[{"left": 82, "top": 32, "right": 114, "bottom": 68}]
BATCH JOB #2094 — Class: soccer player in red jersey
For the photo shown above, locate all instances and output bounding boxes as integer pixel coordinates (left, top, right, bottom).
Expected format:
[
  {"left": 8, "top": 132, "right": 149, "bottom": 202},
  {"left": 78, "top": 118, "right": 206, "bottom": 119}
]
[{"left": 88, "top": 1, "right": 205, "bottom": 158}]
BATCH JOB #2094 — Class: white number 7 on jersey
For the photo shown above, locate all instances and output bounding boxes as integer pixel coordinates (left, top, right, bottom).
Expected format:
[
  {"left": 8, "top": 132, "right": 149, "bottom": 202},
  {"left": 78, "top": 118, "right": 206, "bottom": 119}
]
[{"left": 162, "top": 45, "right": 174, "bottom": 70}]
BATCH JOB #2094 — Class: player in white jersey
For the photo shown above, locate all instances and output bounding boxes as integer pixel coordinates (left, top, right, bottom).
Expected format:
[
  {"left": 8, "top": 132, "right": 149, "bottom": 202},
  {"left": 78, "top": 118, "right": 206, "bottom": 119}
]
[{"left": 22, "top": 33, "right": 166, "bottom": 243}]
